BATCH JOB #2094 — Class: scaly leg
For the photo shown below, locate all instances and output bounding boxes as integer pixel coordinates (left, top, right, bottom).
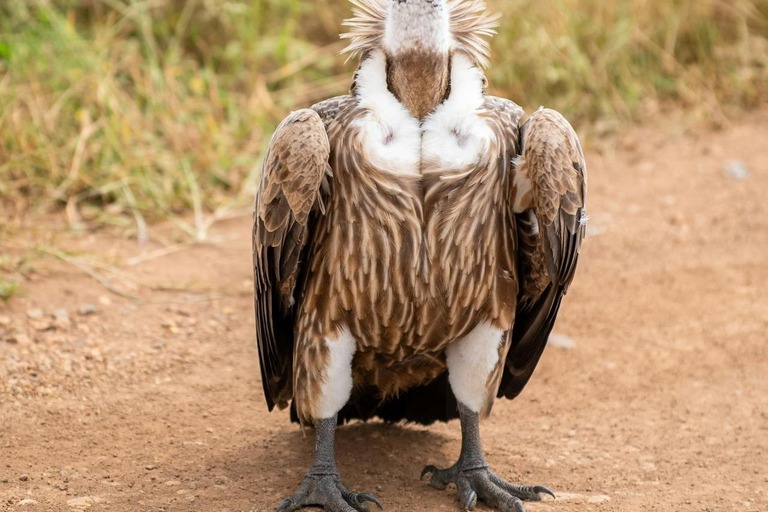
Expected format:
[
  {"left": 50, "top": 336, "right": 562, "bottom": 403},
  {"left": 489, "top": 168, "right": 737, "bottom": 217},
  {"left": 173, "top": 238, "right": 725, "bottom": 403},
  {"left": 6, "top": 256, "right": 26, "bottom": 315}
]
[
  {"left": 278, "top": 414, "right": 381, "bottom": 512},
  {"left": 422, "top": 404, "right": 553, "bottom": 511},
  {"left": 422, "top": 323, "right": 553, "bottom": 511}
]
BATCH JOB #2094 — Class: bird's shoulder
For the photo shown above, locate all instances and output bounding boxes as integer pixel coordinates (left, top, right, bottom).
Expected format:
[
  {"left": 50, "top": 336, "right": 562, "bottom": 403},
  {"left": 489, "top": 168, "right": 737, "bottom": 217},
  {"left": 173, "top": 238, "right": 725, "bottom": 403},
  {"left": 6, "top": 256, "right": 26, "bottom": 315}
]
[
  {"left": 311, "top": 95, "right": 360, "bottom": 130},
  {"left": 482, "top": 95, "right": 525, "bottom": 130}
]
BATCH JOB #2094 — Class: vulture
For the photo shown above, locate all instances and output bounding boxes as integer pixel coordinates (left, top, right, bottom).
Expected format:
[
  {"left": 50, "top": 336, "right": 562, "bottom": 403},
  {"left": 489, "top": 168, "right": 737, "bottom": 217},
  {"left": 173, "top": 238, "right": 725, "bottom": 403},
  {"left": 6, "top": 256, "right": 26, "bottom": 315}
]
[{"left": 252, "top": 0, "right": 587, "bottom": 511}]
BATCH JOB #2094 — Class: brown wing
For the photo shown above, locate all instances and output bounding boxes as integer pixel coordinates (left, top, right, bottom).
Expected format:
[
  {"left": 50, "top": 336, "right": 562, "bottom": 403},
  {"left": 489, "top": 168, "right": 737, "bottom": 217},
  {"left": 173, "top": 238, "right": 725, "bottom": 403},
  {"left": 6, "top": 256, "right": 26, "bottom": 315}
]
[
  {"left": 498, "top": 107, "right": 587, "bottom": 400},
  {"left": 253, "top": 108, "right": 332, "bottom": 411}
]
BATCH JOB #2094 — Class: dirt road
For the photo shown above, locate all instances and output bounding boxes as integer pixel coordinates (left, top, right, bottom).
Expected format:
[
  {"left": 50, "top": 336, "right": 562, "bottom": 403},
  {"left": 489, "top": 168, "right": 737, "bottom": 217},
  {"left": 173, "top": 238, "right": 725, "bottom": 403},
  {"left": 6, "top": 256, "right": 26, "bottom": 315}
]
[{"left": 1, "top": 114, "right": 767, "bottom": 512}]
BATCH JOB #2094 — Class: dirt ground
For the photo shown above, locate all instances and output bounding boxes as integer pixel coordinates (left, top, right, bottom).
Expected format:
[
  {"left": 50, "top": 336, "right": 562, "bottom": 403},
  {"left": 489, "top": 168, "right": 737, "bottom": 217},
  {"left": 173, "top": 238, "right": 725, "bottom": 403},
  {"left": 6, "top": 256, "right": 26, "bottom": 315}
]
[{"left": 1, "top": 112, "right": 767, "bottom": 512}]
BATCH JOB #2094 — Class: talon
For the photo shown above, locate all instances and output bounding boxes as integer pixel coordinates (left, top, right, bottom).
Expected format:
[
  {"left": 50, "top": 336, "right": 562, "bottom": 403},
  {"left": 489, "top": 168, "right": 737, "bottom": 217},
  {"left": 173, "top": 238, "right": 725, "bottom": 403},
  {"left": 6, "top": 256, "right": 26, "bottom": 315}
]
[
  {"left": 357, "top": 493, "right": 383, "bottom": 509},
  {"left": 534, "top": 485, "right": 555, "bottom": 500},
  {"left": 276, "top": 498, "right": 293, "bottom": 512},
  {"left": 461, "top": 490, "right": 477, "bottom": 511},
  {"left": 421, "top": 465, "right": 438, "bottom": 480},
  {"left": 513, "top": 500, "right": 525, "bottom": 512}
]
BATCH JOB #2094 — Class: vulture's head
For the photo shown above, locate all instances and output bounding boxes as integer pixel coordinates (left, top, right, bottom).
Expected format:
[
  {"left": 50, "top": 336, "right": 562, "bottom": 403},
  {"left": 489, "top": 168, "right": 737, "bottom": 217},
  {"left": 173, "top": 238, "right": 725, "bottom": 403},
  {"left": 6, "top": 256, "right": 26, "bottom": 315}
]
[{"left": 342, "top": 0, "right": 500, "bottom": 119}]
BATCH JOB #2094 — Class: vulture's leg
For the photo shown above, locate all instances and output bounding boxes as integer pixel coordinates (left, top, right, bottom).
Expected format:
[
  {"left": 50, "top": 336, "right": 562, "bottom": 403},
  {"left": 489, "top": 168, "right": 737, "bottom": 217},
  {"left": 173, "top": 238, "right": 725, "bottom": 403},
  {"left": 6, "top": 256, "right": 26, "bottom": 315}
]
[
  {"left": 421, "top": 324, "right": 553, "bottom": 511},
  {"left": 422, "top": 405, "right": 553, "bottom": 511},
  {"left": 277, "top": 415, "right": 381, "bottom": 512},
  {"left": 278, "top": 330, "right": 380, "bottom": 512}
]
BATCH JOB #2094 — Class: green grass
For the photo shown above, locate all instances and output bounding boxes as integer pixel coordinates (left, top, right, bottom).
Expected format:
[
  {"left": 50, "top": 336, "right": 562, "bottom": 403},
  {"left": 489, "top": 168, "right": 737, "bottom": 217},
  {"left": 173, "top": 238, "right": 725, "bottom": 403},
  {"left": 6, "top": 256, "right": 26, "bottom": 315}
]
[
  {"left": 0, "top": 279, "right": 20, "bottom": 302},
  {"left": 0, "top": 0, "right": 767, "bottom": 235}
]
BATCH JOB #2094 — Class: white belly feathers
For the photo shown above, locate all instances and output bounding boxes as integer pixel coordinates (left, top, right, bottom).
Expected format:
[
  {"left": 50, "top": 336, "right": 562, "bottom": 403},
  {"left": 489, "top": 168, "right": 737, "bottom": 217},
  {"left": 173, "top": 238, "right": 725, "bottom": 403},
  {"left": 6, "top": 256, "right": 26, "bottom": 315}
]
[{"left": 353, "top": 50, "right": 493, "bottom": 175}]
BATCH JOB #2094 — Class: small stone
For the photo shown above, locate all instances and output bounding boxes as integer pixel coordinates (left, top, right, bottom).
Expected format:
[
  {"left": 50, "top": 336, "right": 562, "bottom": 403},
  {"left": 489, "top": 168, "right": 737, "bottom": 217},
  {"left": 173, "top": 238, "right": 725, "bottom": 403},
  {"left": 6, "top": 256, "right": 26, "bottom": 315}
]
[
  {"left": 66, "top": 496, "right": 103, "bottom": 509},
  {"left": 30, "top": 317, "right": 54, "bottom": 332},
  {"left": 164, "top": 479, "right": 182, "bottom": 486},
  {"left": 643, "top": 461, "right": 658, "bottom": 472},
  {"left": 26, "top": 309, "right": 44, "bottom": 320},
  {"left": 556, "top": 492, "right": 611, "bottom": 504},
  {"left": 5, "top": 332, "right": 31, "bottom": 346},
  {"left": 78, "top": 304, "right": 99, "bottom": 316},
  {"left": 586, "top": 224, "right": 606, "bottom": 237},
  {"left": 53, "top": 309, "right": 71, "bottom": 330},
  {"left": 0, "top": 316, "right": 11, "bottom": 327},
  {"left": 144, "top": 465, "right": 156, "bottom": 471},
  {"left": 19, "top": 474, "right": 29, "bottom": 481},
  {"left": 98, "top": 296, "right": 112, "bottom": 306},
  {"left": 549, "top": 334, "right": 576, "bottom": 349},
  {"left": 18, "top": 499, "right": 38, "bottom": 505},
  {"left": 723, "top": 160, "right": 750, "bottom": 180}
]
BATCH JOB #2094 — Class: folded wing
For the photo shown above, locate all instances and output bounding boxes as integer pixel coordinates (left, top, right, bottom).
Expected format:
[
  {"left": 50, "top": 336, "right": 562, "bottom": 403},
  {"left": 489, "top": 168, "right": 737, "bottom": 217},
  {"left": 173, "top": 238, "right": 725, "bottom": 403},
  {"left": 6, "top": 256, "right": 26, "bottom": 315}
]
[
  {"left": 253, "top": 109, "right": 332, "bottom": 410},
  {"left": 498, "top": 108, "right": 587, "bottom": 400}
]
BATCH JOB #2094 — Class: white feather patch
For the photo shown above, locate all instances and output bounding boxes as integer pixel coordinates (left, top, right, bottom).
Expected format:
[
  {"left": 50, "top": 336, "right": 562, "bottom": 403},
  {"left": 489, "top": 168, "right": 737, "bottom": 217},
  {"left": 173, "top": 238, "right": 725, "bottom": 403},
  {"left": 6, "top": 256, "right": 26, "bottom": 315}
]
[
  {"left": 315, "top": 327, "right": 357, "bottom": 419},
  {"left": 445, "top": 322, "right": 505, "bottom": 412},
  {"left": 353, "top": 50, "right": 422, "bottom": 175},
  {"left": 422, "top": 53, "right": 493, "bottom": 170}
]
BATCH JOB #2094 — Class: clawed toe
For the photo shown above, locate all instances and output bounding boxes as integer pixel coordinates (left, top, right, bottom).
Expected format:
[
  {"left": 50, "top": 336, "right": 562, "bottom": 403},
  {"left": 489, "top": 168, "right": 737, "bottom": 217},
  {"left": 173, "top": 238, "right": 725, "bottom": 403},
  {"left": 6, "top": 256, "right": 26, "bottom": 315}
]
[
  {"left": 421, "top": 464, "right": 457, "bottom": 490},
  {"left": 455, "top": 478, "right": 478, "bottom": 510},
  {"left": 489, "top": 473, "right": 555, "bottom": 501},
  {"left": 421, "top": 465, "right": 439, "bottom": 481},
  {"left": 341, "top": 489, "right": 383, "bottom": 511}
]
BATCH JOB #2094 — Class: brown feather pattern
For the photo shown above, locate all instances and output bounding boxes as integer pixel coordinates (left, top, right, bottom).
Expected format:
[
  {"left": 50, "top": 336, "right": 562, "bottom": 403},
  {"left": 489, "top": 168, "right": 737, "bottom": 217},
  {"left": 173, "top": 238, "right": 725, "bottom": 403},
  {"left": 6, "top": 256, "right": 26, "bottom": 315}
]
[
  {"left": 253, "top": 64, "right": 587, "bottom": 424},
  {"left": 274, "top": 92, "right": 527, "bottom": 422}
]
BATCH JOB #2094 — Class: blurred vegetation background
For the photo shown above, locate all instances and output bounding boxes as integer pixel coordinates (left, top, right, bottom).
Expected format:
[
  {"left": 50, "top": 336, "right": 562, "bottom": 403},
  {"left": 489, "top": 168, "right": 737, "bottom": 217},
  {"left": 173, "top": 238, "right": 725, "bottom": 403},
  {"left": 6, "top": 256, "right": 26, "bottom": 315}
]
[{"left": 0, "top": 0, "right": 767, "bottom": 252}]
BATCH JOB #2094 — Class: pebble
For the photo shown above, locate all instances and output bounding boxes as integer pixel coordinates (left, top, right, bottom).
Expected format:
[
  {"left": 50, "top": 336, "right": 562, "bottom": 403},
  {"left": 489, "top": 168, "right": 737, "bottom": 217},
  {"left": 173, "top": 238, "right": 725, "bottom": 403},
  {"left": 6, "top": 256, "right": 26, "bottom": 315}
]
[
  {"left": 19, "top": 474, "right": 29, "bottom": 481},
  {"left": 549, "top": 334, "right": 576, "bottom": 349},
  {"left": 586, "top": 224, "right": 606, "bottom": 237},
  {"left": 26, "top": 309, "right": 44, "bottom": 320},
  {"left": 723, "top": 161, "right": 750, "bottom": 180},
  {"left": 18, "top": 499, "right": 38, "bottom": 506},
  {"left": 30, "top": 317, "right": 54, "bottom": 332},
  {"left": 0, "top": 315, "right": 11, "bottom": 327},
  {"left": 145, "top": 465, "right": 156, "bottom": 471},
  {"left": 66, "top": 496, "right": 103, "bottom": 509},
  {"left": 5, "top": 332, "right": 31, "bottom": 346},
  {"left": 78, "top": 304, "right": 99, "bottom": 316},
  {"left": 555, "top": 492, "right": 611, "bottom": 504},
  {"left": 53, "top": 309, "right": 72, "bottom": 330}
]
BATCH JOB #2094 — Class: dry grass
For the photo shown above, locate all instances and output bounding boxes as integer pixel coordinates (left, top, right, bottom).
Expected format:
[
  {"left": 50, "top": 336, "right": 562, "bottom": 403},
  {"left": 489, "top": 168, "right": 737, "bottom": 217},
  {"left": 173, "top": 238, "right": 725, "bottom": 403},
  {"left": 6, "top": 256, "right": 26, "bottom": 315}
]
[{"left": 0, "top": 0, "right": 766, "bottom": 245}]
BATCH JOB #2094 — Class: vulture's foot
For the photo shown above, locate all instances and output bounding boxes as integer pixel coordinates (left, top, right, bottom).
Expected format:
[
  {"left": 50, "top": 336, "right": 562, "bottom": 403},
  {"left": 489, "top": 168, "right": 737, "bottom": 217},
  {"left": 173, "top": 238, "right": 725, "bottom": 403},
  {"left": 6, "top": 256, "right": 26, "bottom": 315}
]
[
  {"left": 420, "top": 404, "right": 553, "bottom": 511},
  {"left": 277, "top": 414, "right": 382, "bottom": 512},
  {"left": 277, "top": 474, "right": 382, "bottom": 512},
  {"left": 421, "top": 464, "right": 553, "bottom": 511}
]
